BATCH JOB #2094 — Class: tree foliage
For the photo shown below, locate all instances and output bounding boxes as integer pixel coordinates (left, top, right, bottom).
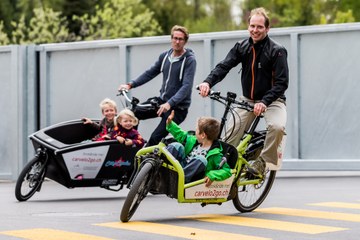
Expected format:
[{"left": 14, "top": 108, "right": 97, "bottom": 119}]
[
  {"left": 11, "top": 8, "right": 75, "bottom": 44},
  {"left": 61, "top": 0, "right": 105, "bottom": 36},
  {"left": 184, "top": 0, "right": 239, "bottom": 33},
  {"left": 0, "top": 0, "right": 15, "bottom": 36},
  {"left": 142, "top": 0, "right": 239, "bottom": 34},
  {"left": 0, "top": 21, "right": 10, "bottom": 45},
  {"left": 0, "top": 0, "right": 359, "bottom": 45},
  {"left": 241, "top": 0, "right": 357, "bottom": 28},
  {"left": 75, "top": 0, "right": 162, "bottom": 40},
  {"left": 142, "top": 0, "right": 194, "bottom": 34}
]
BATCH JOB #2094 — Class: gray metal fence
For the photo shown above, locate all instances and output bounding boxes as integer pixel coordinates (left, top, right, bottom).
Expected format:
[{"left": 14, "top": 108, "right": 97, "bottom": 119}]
[{"left": 1, "top": 23, "right": 360, "bottom": 180}]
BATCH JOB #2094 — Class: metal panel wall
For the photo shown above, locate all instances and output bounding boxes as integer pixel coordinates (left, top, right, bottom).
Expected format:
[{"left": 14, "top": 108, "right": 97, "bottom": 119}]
[
  {"left": 0, "top": 46, "right": 30, "bottom": 180},
  {"left": 38, "top": 46, "right": 122, "bottom": 127},
  {"left": 298, "top": 30, "right": 360, "bottom": 159},
  {"left": 0, "top": 47, "right": 13, "bottom": 180}
]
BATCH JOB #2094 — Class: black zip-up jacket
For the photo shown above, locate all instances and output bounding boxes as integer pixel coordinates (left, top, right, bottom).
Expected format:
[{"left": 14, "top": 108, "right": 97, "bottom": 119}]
[{"left": 204, "top": 36, "right": 289, "bottom": 106}]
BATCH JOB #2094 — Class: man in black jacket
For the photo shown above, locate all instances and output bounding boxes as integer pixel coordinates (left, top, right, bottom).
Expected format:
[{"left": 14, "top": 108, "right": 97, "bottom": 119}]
[{"left": 198, "top": 7, "right": 289, "bottom": 176}]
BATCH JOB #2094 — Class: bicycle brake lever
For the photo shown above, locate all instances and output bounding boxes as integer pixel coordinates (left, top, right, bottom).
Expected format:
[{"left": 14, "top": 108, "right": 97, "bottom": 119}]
[
  {"left": 117, "top": 88, "right": 128, "bottom": 96},
  {"left": 209, "top": 90, "right": 221, "bottom": 98}
]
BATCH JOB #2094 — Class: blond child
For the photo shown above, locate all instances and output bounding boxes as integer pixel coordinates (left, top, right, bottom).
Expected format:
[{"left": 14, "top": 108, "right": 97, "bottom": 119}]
[
  {"left": 110, "top": 109, "right": 145, "bottom": 148},
  {"left": 83, "top": 98, "right": 117, "bottom": 141}
]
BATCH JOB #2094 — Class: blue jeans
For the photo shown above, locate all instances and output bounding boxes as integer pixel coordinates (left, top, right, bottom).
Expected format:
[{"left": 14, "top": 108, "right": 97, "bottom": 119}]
[{"left": 166, "top": 142, "right": 207, "bottom": 183}]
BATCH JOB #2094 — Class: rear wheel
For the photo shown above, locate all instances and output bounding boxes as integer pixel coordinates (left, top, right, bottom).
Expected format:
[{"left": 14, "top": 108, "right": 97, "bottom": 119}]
[
  {"left": 15, "top": 154, "right": 47, "bottom": 201},
  {"left": 232, "top": 168, "right": 276, "bottom": 212},
  {"left": 120, "top": 162, "right": 153, "bottom": 222}
]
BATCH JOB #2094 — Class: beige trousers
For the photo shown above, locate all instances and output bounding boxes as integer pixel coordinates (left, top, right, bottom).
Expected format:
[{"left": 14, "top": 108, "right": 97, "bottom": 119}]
[{"left": 223, "top": 97, "right": 287, "bottom": 166}]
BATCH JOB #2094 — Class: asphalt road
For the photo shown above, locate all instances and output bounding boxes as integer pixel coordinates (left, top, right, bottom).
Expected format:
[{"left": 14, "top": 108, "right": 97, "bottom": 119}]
[{"left": 1, "top": 172, "right": 359, "bottom": 240}]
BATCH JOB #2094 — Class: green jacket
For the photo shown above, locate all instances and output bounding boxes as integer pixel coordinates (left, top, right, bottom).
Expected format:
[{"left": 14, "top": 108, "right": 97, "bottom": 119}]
[{"left": 166, "top": 121, "right": 232, "bottom": 182}]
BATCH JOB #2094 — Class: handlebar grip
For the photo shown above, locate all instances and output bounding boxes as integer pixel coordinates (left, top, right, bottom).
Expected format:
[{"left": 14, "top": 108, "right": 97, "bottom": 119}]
[
  {"left": 118, "top": 88, "right": 128, "bottom": 93},
  {"left": 196, "top": 84, "right": 220, "bottom": 97}
]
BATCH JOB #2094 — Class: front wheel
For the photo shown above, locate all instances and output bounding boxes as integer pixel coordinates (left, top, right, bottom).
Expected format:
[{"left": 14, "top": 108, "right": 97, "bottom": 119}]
[
  {"left": 15, "top": 154, "right": 47, "bottom": 201},
  {"left": 120, "top": 162, "right": 154, "bottom": 222},
  {"left": 232, "top": 169, "right": 276, "bottom": 212}
]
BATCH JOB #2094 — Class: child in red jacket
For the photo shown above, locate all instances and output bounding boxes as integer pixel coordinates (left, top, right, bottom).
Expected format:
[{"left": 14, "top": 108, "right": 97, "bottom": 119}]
[{"left": 111, "top": 109, "right": 145, "bottom": 148}]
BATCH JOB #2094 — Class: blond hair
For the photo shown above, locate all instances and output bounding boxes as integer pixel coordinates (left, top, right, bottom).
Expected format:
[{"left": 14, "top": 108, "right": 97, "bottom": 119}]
[
  {"left": 116, "top": 108, "right": 139, "bottom": 126},
  {"left": 171, "top": 25, "right": 189, "bottom": 42},
  {"left": 248, "top": 7, "right": 270, "bottom": 28},
  {"left": 99, "top": 98, "right": 117, "bottom": 113}
]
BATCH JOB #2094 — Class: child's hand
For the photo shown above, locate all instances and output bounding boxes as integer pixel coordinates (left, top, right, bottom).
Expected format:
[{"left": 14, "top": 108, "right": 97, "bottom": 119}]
[
  {"left": 116, "top": 136, "right": 125, "bottom": 144},
  {"left": 204, "top": 176, "right": 213, "bottom": 187},
  {"left": 103, "top": 134, "right": 111, "bottom": 140},
  {"left": 82, "top": 117, "right": 92, "bottom": 124},
  {"left": 166, "top": 110, "right": 175, "bottom": 125},
  {"left": 124, "top": 139, "right": 133, "bottom": 146}
]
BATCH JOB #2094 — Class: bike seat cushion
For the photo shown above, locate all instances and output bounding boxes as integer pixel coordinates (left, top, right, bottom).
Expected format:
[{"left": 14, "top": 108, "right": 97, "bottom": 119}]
[{"left": 219, "top": 141, "right": 238, "bottom": 169}]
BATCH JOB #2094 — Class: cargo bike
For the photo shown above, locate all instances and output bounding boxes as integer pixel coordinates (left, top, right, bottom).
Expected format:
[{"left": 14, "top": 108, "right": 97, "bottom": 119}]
[
  {"left": 120, "top": 89, "right": 284, "bottom": 222},
  {"left": 15, "top": 90, "right": 158, "bottom": 202}
]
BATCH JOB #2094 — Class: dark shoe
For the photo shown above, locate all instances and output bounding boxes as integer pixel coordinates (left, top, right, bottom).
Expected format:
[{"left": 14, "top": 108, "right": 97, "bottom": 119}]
[{"left": 247, "top": 157, "right": 266, "bottom": 177}]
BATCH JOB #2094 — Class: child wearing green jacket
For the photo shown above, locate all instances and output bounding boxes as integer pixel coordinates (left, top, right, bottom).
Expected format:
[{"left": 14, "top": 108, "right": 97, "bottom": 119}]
[{"left": 166, "top": 110, "right": 232, "bottom": 187}]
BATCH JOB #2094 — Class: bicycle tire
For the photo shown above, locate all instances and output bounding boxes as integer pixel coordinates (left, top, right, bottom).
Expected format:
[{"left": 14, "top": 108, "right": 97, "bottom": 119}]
[
  {"left": 15, "top": 155, "right": 46, "bottom": 201},
  {"left": 120, "top": 162, "right": 153, "bottom": 222},
  {"left": 232, "top": 168, "right": 276, "bottom": 212}
]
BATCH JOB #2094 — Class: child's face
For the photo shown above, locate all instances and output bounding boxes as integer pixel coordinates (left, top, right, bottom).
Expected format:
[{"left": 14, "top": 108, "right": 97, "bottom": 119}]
[
  {"left": 102, "top": 104, "right": 116, "bottom": 122},
  {"left": 119, "top": 115, "right": 135, "bottom": 130},
  {"left": 195, "top": 127, "right": 206, "bottom": 144}
]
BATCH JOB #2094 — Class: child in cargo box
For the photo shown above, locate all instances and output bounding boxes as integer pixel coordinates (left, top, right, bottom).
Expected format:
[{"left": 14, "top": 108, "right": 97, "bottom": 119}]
[
  {"left": 110, "top": 109, "right": 145, "bottom": 148},
  {"left": 165, "top": 110, "right": 232, "bottom": 186},
  {"left": 82, "top": 98, "right": 117, "bottom": 141}
]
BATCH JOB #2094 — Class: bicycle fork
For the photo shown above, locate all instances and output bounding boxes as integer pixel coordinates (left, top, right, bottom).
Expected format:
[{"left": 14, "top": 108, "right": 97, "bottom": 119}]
[{"left": 138, "top": 149, "right": 164, "bottom": 194}]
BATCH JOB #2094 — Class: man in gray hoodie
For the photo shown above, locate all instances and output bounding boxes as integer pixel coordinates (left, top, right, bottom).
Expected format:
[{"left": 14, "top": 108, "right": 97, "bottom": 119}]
[{"left": 119, "top": 25, "right": 196, "bottom": 146}]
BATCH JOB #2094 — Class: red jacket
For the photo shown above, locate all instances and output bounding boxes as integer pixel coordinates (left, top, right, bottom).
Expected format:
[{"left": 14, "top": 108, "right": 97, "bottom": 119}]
[{"left": 110, "top": 125, "right": 145, "bottom": 148}]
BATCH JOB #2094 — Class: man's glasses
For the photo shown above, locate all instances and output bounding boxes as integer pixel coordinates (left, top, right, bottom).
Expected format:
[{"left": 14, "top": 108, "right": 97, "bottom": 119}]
[{"left": 172, "top": 37, "right": 185, "bottom": 42}]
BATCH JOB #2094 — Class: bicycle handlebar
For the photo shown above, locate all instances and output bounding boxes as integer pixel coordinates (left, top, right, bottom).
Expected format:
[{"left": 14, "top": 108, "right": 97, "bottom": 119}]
[
  {"left": 117, "top": 88, "right": 159, "bottom": 110},
  {"left": 196, "top": 85, "right": 253, "bottom": 112},
  {"left": 117, "top": 88, "right": 133, "bottom": 103}
]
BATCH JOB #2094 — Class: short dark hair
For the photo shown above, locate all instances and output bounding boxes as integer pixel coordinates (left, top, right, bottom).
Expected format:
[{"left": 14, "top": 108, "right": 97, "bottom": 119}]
[
  {"left": 248, "top": 7, "right": 270, "bottom": 28},
  {"left": 197, "top": 117, "right": 220, "bottom": 141},
  {"left": 171, "top": 25, "right": 189, "bottom": 42}
]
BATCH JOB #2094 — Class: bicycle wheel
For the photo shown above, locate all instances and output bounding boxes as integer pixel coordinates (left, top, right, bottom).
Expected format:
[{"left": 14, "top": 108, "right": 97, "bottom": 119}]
[
  {"left": 232, "top": 169, "right": 276, "bottom": 212},
  {"left": 120, "top": 162, "right": 153, "bottom": 222},
  {"left": 15, "top": 155, "right": 47, "bottom": 201}
]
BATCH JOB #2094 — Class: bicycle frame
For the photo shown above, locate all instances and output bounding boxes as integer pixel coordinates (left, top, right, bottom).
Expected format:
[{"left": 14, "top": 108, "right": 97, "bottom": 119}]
[
  {"left": 121, "top": 90, "right": 276, "bottom": 222},
  {"left": 131, "top": 143, "right": 231, "bottom": 204},
  {"left": 130, "top": 123, "right": 265, "bottom": 205},
  {"left": 209, "top": 91, "right": 266, "bottom": 185}
]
